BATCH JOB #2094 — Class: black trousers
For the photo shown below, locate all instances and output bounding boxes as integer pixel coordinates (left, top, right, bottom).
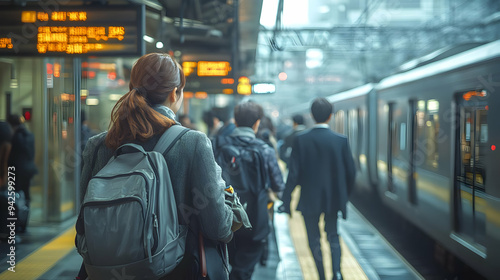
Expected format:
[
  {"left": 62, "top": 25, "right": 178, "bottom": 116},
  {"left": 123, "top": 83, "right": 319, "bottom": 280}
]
[
  {"left": 302, "top": 212, "right": 341, "bottom": 280},
  {"left": 228, "top": 237, "right": 265, "bottom": 280},
  {"left": 16, "top": 173, "right": 32, "bottom": 204}
]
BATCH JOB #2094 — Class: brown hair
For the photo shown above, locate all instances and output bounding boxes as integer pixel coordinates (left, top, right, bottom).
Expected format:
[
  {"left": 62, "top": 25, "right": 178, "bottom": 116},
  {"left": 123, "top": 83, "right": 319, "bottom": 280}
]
[{"left": 105, "top": 53, "right": 186, "bottom": 150}]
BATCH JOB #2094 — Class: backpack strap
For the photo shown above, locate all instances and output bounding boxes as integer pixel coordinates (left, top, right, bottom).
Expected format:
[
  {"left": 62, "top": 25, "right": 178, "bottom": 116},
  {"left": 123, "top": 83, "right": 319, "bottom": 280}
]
[
  {"left": 211, "top": 135, "right": 228, "bottom": 154},
  {"left": 252, "top": 142, "right": 270, "bottom": 191},
  {"left": 153, "top": 125, "right": 189, "bottom": 154}
]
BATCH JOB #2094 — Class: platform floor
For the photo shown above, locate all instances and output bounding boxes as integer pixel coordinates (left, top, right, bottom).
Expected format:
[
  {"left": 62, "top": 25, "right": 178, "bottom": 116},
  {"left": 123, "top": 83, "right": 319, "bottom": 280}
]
[{"left": 0, "top": 197, "right": 422, "bottom": 280}]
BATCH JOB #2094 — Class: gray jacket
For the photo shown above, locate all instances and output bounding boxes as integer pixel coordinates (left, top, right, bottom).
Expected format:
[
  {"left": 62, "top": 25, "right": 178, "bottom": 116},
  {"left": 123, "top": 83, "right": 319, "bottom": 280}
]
[{"left": 80, "top": 106, "right": 234, "bottom": 243}]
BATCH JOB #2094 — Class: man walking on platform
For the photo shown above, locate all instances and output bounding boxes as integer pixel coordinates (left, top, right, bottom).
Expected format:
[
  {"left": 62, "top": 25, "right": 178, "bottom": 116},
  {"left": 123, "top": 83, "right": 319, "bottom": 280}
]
[
  {"left": 280, "top": 97, "right": 356, "bottom": 280},
  {"left": 214, "top": 101, "right": 284, "bottom": 280}
]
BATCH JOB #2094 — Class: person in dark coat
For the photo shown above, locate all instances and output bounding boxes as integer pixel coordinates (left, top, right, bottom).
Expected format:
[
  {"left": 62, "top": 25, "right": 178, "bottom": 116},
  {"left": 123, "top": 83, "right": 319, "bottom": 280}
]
[
  {"left": 0, "top": 121, "right": 13, "bottom": 187},
  {"left": 280, "top": 98, "right": 356, "bottom": 280},
  {"left": 7, "top": 115, "right": 37, "bottom": 205},
  {"left": 279, "top": 114, "right": 305, "bottom": 167}
]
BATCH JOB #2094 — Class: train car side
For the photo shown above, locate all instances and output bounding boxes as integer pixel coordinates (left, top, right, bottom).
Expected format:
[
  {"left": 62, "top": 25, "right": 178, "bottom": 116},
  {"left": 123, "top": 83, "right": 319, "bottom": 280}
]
[
  {"left": 283, "top": 41, "right": 500, "bottom": 278},
  {"left": 374, "top": 40, "right": 500, "bottom": 279}
]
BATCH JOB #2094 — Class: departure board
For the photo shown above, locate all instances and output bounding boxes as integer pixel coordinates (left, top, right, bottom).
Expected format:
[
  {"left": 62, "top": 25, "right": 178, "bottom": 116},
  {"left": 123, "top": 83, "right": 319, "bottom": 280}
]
[
  {"left": 183, "top": 61, "right": 232, "bottom": 77},
  {"left": 0, "top": 5, "right": 144, "bottom": 56}
]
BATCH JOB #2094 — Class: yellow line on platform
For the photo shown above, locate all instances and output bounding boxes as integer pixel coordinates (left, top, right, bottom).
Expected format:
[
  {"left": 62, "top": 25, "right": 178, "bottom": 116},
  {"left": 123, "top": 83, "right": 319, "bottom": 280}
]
[
  {"left": 0, "top": 227, "right": 76, "bottom": 280},
  {"left": 288, "top": 187, "right": 368, "bottom": 280}
]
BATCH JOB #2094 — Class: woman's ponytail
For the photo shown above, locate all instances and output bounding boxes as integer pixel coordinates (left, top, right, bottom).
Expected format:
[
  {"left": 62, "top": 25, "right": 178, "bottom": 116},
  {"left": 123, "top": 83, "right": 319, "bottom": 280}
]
[{"left": 105, "top": 88, "right": 175, "bottom": 150}]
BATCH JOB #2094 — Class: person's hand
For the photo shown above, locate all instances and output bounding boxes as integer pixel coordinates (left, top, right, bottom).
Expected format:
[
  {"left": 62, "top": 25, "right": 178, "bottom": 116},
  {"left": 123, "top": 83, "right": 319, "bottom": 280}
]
[{"left": 277, "top": 202, "right": 291, "bottom": 216}]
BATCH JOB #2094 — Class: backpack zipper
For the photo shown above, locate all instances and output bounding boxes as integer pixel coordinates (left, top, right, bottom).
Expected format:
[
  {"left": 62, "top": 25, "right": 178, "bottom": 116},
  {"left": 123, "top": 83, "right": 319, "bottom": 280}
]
[
  {"left": 82, "top": 196, "right": 144, "bottom": 209},
  {"left": 146, "top": 154, "right": 165, "bottom": 256},
  {"left": 152, "top": 213, "right": 159, "bottom": 253}
]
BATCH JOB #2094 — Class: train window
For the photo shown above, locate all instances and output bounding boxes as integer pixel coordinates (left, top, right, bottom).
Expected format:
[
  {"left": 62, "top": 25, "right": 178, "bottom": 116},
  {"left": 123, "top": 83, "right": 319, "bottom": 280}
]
[
  {"left": 400, "top": 123, "right": 407, "bottom": 151},
  {"left": 426, "top": 100, "right": 439, "bottom": 168},
  {"left": 415, "top": 99, "right": 440, "bottom": 169},
  {"left": 391, "top": 112, "right": 400, "bottom": 157},
  {"left": 335, "top": 110, "right": 345, "bottom": 135},
  {"left": 458, "top": 106, "right": 488, "bottom": 190},
  {"left": 358, "top": 108, "right": 366, "bottom": 156},
  {"left": 348, "top": 109, "right": 358, "bottom": 156}
]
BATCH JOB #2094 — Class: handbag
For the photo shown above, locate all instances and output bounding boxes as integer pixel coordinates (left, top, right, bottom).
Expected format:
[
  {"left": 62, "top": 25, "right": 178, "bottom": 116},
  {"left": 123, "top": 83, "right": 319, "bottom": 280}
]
[{"left": 185, "top": 226, "right": 230, "bottom": 280}]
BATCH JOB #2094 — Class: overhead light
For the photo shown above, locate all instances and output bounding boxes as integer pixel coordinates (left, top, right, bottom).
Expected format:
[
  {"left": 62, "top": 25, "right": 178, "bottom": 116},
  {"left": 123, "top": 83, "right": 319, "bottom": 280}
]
[
  {"left": 143, "top": 35, "right": 154, "bottom": 43},
  {"left": 109, "top": 94, "right": 122, "bottom": 101},
  {"left": 207, "top": 29, "right": 223, "bottom": 38},
  {"left": 215, "top": 95, "right": 230, "bottom": 107},
  {"left": 319, "top": 5, "right": 330, "bottom": 13},
  {"left": 306, "top": 49, "right": 323, "bottom": 69},
  {"left": 278, "top": 72, "right": 287, "bottom": 81},
  {"left": 252, "top": 83, "right": 276, "bottom": 94},
  {"left": 10, "top": 79, "right": 18, "bottom": 88},
  {"left": 86, "top": 98, "right": 99, "bottom": 106},
  {"left": 156, "top": 41, "right": 164, "bottom": 49}
]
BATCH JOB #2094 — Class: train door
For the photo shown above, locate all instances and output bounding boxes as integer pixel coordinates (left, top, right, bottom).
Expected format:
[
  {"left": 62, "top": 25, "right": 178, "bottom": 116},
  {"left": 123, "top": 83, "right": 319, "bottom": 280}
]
[
  {"left": 388, "top": 101, "right": 411, "bottom": 196},
  {"left": 454, "top": 90, "right": 488, "bottom": 249}
]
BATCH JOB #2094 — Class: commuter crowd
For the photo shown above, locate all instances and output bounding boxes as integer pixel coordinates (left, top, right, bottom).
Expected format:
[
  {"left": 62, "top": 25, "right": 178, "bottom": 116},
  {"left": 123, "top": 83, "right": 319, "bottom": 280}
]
[{"left": 1, "top": 53, "right": 356, "bottom": 280}]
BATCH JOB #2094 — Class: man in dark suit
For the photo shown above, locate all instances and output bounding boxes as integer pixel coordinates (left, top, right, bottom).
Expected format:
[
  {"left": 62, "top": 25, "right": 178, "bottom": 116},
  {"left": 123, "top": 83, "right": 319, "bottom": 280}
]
[{"left": 280, "top": 97, "right": 356, "bottom": 280}]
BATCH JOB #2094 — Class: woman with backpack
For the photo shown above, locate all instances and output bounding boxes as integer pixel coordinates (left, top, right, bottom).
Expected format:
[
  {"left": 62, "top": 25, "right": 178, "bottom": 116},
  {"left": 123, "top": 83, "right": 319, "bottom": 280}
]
[{"left": 77, "top": 53, "right": 241, "bottom": 280}]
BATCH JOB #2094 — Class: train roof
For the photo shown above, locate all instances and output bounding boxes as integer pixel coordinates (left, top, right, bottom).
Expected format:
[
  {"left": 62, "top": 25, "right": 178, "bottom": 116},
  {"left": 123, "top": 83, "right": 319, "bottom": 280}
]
[
  {"left": 377, "top": 40, "right": 500, "bottom": 90},
  {"left": 325, "top": 83, "right": 374, "bottom": 104},
  {"left": 396, "top": 42, "right": 487, "bottom": 73},
  {"left": 286, "top": 83, "right": 374, "bottom": 115}
]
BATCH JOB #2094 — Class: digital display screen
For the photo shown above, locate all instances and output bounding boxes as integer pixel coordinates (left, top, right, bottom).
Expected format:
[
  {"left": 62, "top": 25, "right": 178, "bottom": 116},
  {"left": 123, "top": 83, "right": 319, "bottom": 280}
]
[
  {"left": 182, "top": 61, "right": 232, "bottom": 77},
  {"left": 0, "top": 5, "right": 144, "bottom": 56},
  {"left": 181, "top": 54, "right": 235, "bottom": 94}
]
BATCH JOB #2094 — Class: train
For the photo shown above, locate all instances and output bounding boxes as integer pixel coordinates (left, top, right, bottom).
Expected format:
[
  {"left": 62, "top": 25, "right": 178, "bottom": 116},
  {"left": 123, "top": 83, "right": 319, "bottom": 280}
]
[{"left": 286, "top": 39, "right": 500, "bottom": 279}]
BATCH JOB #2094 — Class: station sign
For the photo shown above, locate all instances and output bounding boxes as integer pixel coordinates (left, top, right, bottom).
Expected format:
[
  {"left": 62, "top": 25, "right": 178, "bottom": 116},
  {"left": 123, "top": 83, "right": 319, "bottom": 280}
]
[
  {"left": 0, "top": 5, "right": 144, "bottom": 56},
  {"left": 182, "top": 59, "right": 234, "bottom": 94},
  {"left": 182, "top": 61, "right": 232, "bottom": 77},
  {"left": 237, "top": 76, "right": 251, "bottom": 95},
  {"left": 252, "top": 82, "right": 276, "bottom": 94}
]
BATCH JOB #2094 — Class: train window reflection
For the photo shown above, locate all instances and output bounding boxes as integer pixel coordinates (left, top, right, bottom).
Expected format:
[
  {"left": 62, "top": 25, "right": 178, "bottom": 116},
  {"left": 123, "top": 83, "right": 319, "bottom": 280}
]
[
  {"left": 479, "top": 111, "right": 488, "bottom": 143},
  {"left": 400, "top": 123, "right": 406, "bottom": 151},
  {"left": 458, "top": 105, "right": 487, "bottom": 191},
  {"left": 415, "top": 99, "right": 440, "bottom": 169},
  {"left": 81, "top": 57, "right": 131, "bottom": 133},
  {"left": 348, "top": 109, "right": 358, "bottom": 156}
]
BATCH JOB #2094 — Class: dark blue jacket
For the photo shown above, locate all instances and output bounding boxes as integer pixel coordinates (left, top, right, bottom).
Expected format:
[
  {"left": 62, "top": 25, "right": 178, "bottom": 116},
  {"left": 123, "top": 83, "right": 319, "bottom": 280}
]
[{"left": 282, "top": 126, "right": 356, "bottom": 218}]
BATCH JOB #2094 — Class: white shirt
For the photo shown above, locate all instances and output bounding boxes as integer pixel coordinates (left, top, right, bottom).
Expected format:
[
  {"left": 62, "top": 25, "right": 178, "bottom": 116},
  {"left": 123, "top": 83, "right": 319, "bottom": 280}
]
[{"left": 314, "top": 123, "right": 329, "bottom": 129}]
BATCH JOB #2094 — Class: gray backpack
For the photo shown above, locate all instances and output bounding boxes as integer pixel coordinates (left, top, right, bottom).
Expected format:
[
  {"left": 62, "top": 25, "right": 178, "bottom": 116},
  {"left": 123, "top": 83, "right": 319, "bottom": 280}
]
[{"left": 76, "top": 125, "right": 189, "bottom": 280}]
